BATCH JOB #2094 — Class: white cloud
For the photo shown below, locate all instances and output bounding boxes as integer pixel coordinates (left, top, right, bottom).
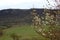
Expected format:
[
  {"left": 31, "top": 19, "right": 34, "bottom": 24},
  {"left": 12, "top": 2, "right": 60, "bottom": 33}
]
[{"left": 0, "top": 0, "right": 55, "bottom": 10}]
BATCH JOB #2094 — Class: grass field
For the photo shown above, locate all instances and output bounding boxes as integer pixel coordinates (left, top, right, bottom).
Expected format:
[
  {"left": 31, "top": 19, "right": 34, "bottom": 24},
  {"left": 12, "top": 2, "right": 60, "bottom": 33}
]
[{"left": 0, "top": 25, "right": 50, "bottom": 40}]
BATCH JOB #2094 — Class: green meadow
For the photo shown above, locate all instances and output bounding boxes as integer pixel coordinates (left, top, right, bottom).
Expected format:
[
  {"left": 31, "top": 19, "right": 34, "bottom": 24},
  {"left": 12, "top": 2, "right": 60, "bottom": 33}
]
[{"left": 0, "top": 25, "right": 50, "bottom": 40}]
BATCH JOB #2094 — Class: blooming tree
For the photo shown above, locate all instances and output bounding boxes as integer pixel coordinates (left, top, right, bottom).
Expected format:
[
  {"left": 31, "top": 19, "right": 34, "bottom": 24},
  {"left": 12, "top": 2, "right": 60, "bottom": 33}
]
[
  {"left": 32, "top": 0, "right": 60, "bottom": 40},
  {"left": 46, "top": 0, "right": 60, "bottom": 9}
]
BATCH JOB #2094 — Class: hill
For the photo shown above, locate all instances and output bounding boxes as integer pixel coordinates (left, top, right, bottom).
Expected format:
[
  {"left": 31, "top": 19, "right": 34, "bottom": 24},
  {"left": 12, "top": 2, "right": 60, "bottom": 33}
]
[{"left": 0, "top": 9, "right": 44, "bottom": 28}]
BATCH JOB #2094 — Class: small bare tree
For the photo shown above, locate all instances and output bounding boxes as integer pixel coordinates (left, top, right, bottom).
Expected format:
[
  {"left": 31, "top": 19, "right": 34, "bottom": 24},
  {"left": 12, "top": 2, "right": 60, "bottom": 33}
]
[{"left": 0, "top": 29, "right": 3, "bottom": 37}]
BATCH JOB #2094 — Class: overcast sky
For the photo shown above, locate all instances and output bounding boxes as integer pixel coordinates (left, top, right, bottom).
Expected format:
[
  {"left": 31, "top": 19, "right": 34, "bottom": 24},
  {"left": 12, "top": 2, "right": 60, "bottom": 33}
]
[{"left": 0, "top": 0, "right": 56, "bottom": 10}]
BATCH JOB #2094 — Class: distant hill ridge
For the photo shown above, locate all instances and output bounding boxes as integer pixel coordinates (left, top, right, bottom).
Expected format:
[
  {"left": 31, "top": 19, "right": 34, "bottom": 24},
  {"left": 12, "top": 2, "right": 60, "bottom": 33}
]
[
  {"left": 0, "top": 9, "right": 60, "bottom": 29},
  {"left": 0, "top": 9, "right": 44, "bottom": 24}
]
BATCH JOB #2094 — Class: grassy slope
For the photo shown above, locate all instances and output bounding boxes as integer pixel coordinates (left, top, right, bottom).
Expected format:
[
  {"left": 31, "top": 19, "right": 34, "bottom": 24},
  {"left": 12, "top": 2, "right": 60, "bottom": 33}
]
[{"left": 0, "top": 25, "right": 50, "bottom": 40}]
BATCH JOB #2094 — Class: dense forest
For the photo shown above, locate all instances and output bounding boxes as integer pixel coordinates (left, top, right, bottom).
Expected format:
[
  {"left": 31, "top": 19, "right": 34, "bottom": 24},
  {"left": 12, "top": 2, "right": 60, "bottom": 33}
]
[{"left": 0, "top": 8, "right": 44, "bottom": 29}]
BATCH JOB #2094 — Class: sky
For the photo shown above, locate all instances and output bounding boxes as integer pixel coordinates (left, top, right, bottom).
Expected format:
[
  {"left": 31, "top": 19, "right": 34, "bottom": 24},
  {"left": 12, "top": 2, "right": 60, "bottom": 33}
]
[{"left": 0, "top": 0, "right": 56, "bottom": 10}]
